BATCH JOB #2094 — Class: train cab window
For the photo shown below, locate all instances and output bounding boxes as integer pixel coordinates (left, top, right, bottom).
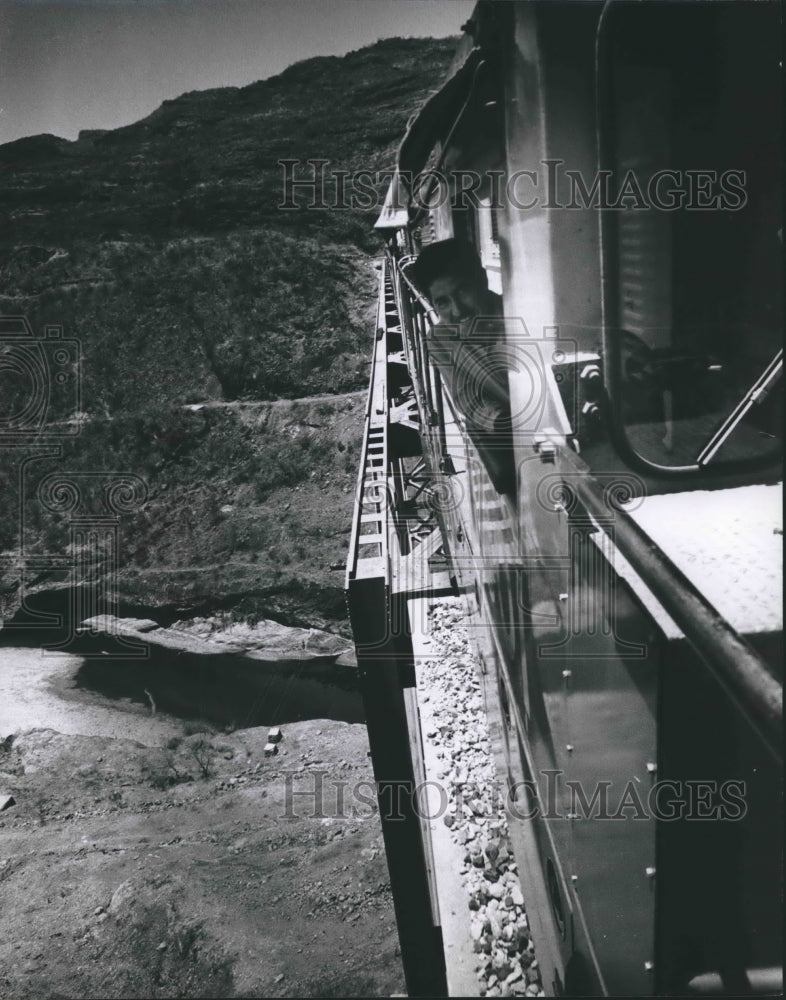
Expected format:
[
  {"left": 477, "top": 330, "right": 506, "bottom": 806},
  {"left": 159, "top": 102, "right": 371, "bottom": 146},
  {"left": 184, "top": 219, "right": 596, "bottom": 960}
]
[
  {"left": 476, "top": 196, "right": 502, "bottom": 295},
  {"left": 451, "top": 195, "right": 502, "bottom": 295},
  {"left": 599, "top": 2, "right": 782, "bottom": 473}
]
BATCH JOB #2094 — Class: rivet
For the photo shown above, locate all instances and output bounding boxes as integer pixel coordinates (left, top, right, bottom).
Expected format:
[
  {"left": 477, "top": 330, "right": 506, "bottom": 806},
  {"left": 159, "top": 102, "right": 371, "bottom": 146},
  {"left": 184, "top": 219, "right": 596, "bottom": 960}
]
[
  {"left": 562, "top": 669, "right": 572, "bottom": 679},
  {"left": 645, "top": 867, "right": 656, "bottom": 878},
  {"left": 646, "top": 762, "right": 657, "bottom": 774},
  {"left": 559, "top": 593, "right": 569, "bottom": 602},
  {"left": 566, "top": 744, "right": 574, "bottom": 753},
  {"left": 571, "top": 875, "right": 578, "bottom": 884},
  {"left": 644, "top": 962, "right": 654, "bottom": 973}
]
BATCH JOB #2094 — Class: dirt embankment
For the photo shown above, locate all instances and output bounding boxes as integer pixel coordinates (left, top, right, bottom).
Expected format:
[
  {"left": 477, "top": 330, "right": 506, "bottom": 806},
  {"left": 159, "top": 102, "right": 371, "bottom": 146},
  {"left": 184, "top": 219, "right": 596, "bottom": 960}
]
[{"left": 0, "top": 637, "right": 405, "bottom": 999}]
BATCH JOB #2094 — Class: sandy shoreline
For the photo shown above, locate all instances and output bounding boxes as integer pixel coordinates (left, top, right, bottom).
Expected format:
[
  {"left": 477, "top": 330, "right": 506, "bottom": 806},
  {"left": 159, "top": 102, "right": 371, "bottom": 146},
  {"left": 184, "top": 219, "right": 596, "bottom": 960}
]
[{"left": 0, "top": 646, "right": 182, "bottom": 745}]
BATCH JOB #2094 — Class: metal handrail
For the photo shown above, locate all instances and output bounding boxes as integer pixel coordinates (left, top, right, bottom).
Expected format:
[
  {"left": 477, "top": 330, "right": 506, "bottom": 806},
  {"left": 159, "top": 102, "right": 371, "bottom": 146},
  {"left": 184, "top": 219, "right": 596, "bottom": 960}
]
[
  {"left": 345, "top": 260, "right": 390, "bottom": 586},
  {"left": 394, "top": 260, "right": 458, "bottom": 462},
  {"left": 393, "top": 247, "right": 780, "bottom": 760},
  {"left": 561, "top": 447, "right": 782, "bottom": 764}
]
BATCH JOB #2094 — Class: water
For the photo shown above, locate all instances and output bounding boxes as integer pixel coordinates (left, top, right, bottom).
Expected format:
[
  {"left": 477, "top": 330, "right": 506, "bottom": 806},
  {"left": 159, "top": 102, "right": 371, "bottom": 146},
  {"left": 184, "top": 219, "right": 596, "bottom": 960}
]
[
  {"left": 0, "top": 627, "right": 364, "bottom": 744},
  {"left": 75, "top": 643, "right": 365, "bottom": 728}
]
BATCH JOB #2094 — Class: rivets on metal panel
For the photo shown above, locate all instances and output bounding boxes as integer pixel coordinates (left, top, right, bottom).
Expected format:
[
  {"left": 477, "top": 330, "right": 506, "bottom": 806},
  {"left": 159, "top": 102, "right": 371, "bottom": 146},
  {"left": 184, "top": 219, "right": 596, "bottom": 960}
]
[
  {"left": 646, "top": 762, "right": 657, "bottom": 774},
  {"left": 559, "top": 592, "right": 569, "bottom": 602},
  {"left": 571, "top": 875, "right": 578, "bottom": 884},
  {"left": 644, "top": 962, "right": 655, "bottom": 973},
  {"left": 645, "top": 867, "right": 656, "bottom": 878},
  {"left": 566, "top": 744, "right": 574, "bottom": 753}
]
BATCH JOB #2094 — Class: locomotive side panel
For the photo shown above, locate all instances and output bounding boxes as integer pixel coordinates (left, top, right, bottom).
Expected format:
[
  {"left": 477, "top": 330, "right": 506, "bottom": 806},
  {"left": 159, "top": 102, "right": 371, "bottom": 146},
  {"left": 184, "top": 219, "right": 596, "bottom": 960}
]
[{"left": 354, "top": 2, "right": 782, "bottom": 994}]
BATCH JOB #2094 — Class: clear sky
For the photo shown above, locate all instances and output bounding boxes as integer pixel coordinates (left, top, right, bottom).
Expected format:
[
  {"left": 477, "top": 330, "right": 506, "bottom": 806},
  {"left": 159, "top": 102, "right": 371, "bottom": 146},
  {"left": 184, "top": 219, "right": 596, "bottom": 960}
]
[{"left": 0, "top": 0, "right": 476, "bottom": 146}]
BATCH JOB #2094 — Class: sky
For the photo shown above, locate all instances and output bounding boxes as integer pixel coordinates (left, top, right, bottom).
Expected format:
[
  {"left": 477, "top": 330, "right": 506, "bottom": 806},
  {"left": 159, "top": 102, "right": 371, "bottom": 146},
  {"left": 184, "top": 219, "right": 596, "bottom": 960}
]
[{"left": 0, "top": 0, "right": 476, "bottom": 146}]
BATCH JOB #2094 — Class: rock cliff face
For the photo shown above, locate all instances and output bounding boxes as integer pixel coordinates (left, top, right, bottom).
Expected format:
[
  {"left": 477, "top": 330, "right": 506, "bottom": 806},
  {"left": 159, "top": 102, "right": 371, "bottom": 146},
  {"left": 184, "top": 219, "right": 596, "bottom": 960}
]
[{"left": 0, "top": 37, "right": 457, "bottom": 627}]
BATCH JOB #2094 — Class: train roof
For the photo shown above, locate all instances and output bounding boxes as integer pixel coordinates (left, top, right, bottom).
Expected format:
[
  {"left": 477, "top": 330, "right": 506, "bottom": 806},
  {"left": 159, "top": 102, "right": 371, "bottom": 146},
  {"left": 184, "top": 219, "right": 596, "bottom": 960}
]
[{"left": 375, "top": 23, "right": 480, "bottom": 230}]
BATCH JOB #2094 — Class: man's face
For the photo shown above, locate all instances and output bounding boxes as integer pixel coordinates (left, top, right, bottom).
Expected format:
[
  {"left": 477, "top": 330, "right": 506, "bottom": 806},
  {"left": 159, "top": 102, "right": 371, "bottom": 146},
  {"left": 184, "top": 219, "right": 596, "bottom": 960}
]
[{"left": 428, "top": 273, "right": 486, "bottom": 326}]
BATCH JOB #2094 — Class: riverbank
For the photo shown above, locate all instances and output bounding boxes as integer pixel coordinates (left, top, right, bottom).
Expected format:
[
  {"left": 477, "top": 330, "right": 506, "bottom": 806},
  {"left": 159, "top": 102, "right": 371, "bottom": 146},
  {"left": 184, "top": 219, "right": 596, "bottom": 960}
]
[
  {"left": 0, "top": 623, "right": 404, "bottom": 998},
  {"left": 0, "top": 646, "right": 182, "bottom": 745}
]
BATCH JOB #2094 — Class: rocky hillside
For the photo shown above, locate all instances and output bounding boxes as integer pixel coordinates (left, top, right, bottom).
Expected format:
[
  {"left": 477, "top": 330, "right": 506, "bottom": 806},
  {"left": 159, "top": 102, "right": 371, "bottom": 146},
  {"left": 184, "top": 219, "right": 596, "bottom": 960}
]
[{"left": 0, "top": 37, "right": 457, "bottom": 626}]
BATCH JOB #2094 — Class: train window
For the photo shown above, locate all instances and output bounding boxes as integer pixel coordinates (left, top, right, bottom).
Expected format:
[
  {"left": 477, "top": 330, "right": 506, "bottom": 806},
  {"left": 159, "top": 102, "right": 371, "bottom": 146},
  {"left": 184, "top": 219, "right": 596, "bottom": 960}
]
[
  {"left": 546, "top": 857, "right": 567, "bottom": 940},
  {"left": 449, "top": 193, "right": 502, "bottom": 294},
  {"left": 598, "top": 2, "right": 782, "bottom": 474},
  {"left": 476, "top": 196, "right": 502, "bottom": 295},
  {"left": 450, "top": 201, "right": 476, "bottom": 248},
  {"left": 440, "top": 51, "right": 505, "bottom": 294}
]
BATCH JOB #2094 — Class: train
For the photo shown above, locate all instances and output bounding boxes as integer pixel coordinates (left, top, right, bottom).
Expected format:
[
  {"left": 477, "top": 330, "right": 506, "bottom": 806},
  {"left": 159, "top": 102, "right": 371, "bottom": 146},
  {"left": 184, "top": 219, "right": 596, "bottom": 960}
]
[{"left": 346, "top": 1, "right": 782, "bottom": 996}]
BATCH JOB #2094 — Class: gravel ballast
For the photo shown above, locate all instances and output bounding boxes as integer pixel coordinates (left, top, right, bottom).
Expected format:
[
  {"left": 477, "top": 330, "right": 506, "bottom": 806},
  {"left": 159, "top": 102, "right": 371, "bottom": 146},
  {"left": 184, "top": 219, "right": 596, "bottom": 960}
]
[{"left": 418, "top": 598, "right": 545, "bottom": 998}]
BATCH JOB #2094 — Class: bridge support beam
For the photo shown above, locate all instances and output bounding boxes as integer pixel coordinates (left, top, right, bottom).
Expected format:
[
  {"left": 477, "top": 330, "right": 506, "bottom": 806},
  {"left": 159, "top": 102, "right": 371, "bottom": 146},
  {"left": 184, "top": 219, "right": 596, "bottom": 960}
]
[{"left": 348, "top": 579, "right": 448, "bottom": 998}]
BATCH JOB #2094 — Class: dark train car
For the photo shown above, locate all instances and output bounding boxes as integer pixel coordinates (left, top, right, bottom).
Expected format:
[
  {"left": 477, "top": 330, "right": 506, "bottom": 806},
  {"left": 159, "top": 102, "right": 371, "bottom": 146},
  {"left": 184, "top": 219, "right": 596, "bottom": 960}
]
[{"left": 346, "top": 2, "right": 782, "bottom": 996}]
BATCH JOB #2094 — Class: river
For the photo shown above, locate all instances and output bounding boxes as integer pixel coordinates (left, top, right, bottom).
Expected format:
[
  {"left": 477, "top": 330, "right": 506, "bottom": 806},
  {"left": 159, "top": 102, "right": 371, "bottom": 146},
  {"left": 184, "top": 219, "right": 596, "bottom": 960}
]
[{"left": 0, "top": 631, "right": 364, "bottom": 745}]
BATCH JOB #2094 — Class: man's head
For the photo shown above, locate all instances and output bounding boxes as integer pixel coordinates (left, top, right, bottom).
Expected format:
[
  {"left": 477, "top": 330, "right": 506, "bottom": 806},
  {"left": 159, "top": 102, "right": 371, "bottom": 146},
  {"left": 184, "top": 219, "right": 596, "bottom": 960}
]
[{"left": 410, "top": 238, "right": 489, "bottom": 325}]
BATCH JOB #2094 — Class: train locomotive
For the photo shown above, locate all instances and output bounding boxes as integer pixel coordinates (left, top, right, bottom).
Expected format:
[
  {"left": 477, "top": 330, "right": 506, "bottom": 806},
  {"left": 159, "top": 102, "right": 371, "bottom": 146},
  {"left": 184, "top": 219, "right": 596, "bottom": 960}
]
[{"left": 346, "top": 1, "right": 782, "bottom": 996}]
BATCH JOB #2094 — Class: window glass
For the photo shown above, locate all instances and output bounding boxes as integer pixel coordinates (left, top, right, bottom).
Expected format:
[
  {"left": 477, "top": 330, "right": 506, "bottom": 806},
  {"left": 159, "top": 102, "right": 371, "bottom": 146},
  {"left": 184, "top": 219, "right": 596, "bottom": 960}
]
[{"left": 603, "top": 3, "right": 781, "bottom": 469}]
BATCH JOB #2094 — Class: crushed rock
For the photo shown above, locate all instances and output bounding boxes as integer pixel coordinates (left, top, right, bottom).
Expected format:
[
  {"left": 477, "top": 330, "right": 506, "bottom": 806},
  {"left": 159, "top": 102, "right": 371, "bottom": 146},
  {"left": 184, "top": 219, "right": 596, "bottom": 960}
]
[{"left": 422, "top": 599, "right": 545, "bottom": 998}]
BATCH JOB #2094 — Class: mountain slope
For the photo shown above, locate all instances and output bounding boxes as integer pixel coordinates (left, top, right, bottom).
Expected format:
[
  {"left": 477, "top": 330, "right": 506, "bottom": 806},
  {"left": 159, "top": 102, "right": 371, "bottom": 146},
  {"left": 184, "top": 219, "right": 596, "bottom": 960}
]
[
  {"left": 1, "top": 37, "right": 456, "bottom": 411},
  {"left": 0, "top": 36, "right": 457, "bottom": 623}
]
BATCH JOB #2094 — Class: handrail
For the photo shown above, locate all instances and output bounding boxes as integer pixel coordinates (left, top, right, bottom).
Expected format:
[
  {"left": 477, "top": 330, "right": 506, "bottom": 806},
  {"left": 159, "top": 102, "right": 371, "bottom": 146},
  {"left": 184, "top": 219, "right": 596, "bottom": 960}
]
[
  {"left": 561, "top": 447, "right": 782, "bottom": 764},
  {"left": 395, "top": 258, "right": 465, "bottom": 435},
  {"left": 394, "top": 258, "right": 454, "bottom": 448},
  {"left": 397, "top": 261, "right": 439, "bottom": 326},
  {"left": 389, "top": 253, "right": 432, "bottom": 430},
  {"left": 392, "top": 250, "right": 780, "bottom": 762},
  {"left": 345, "top": 260, "right": 390, "bottom": 587},
  {"left": 394, "top": 255, "right": 517, "bottom": 495},
  {"left": 696, "top": 349, "right": 783, "bottom": 467}
]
